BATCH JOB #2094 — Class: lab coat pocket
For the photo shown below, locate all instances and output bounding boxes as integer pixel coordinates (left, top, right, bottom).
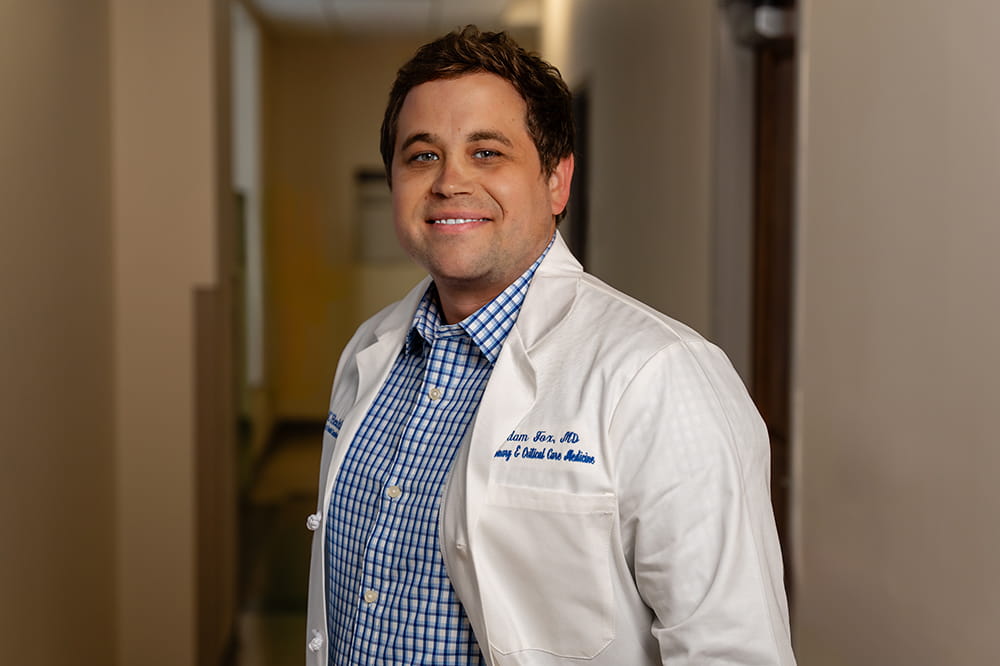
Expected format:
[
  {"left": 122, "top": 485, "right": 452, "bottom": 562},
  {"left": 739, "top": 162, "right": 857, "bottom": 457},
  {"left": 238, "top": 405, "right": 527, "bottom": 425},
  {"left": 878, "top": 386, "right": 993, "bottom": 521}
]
[{"left": 476, "top": 484, "right": 616, "bottom": 658}]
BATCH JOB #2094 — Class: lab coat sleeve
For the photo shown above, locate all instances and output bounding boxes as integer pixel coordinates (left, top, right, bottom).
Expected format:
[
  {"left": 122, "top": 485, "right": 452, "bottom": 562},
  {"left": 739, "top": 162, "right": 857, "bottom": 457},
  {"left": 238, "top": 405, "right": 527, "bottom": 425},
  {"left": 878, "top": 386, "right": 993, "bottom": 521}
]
[{"left": 610, "top": 340, "right": 795, "bottom": 665}]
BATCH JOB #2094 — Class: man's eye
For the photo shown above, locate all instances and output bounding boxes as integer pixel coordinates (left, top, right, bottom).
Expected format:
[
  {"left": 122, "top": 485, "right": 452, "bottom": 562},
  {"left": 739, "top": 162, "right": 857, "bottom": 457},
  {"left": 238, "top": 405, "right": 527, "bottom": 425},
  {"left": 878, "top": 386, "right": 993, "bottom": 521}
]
[
  {"left": 473, "top": 149, "right": 501, "bottom": 159},
  {"left": 410, "top": 152, "right": 438, "bottom": 162}
]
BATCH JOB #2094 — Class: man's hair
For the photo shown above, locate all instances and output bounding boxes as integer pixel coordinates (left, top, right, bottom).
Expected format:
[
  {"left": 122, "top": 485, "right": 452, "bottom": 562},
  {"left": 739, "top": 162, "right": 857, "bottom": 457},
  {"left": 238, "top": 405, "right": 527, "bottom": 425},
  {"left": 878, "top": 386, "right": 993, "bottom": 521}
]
[{"left": 380, "top": 25, "right": 574, "bottom": 188}]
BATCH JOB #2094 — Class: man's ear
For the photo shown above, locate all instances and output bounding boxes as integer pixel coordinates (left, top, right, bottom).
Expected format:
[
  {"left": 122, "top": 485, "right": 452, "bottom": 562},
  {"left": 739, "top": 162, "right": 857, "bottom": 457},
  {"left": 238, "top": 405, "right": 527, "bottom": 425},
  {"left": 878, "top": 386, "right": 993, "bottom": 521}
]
[{"left": 548, "top": 154, "right": 575, "bottom": 216}]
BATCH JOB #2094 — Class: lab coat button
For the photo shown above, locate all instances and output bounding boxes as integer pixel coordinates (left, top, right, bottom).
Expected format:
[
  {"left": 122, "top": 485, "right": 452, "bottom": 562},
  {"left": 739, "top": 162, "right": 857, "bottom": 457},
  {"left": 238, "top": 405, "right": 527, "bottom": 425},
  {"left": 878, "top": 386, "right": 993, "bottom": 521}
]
[
  {"left": 386, "top": 485, "right": 402, "bottom": 499},
  {"left": 428, "top": 387, "right": 443, "bottom": 401},
  {"left": 308, "top": 630, "right": 323, "bottom": 652},
  {"left": 305, "top": 513, "right": 321, "bottom": 531},
  {"left": 363, "top": 589, "right": 378, "bottom": 604}
]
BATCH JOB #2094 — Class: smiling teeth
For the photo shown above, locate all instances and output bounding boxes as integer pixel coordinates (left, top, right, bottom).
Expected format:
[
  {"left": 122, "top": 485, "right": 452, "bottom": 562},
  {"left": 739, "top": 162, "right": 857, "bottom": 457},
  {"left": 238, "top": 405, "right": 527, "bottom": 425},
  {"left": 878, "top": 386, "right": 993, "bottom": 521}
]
[{"left": 433, "top": 218, "right": 487, "bottom": 225}]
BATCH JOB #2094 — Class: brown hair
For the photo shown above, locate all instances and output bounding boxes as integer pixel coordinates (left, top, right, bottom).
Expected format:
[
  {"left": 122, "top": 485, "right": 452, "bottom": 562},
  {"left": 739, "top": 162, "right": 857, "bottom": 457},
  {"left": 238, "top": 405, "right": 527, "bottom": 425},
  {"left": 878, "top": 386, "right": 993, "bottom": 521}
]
[{"left": 380, "top": 25, "right": 574, "bottom": 188}]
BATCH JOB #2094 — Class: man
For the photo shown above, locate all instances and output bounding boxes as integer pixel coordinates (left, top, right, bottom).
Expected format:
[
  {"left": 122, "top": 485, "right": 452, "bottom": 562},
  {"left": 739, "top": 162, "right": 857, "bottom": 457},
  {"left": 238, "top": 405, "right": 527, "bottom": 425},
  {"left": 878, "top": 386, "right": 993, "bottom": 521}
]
[{"left": 306, "top": 26, "right": 795, "bottom": 666}]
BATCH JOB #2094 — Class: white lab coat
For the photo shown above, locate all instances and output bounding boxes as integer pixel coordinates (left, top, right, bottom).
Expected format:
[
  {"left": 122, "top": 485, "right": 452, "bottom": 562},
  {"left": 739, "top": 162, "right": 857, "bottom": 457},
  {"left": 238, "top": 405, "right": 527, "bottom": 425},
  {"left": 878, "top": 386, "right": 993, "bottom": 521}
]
[{"left": 305, "top": 233, "right": 795, "bottom": 665}]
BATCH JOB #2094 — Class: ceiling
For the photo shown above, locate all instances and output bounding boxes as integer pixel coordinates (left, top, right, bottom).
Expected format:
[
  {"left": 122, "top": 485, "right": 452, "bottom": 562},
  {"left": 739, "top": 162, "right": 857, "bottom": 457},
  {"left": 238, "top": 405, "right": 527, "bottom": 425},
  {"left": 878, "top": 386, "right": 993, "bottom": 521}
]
[{"left": 248, "top": 0, "right": 541, "bottom": 34}]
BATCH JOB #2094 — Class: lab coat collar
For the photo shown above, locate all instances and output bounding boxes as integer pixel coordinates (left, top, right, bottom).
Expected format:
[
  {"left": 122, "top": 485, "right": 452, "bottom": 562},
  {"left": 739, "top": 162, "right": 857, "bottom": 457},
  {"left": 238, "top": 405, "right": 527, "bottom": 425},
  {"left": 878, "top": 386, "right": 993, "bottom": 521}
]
[
  {"left": 513, "top": 230, "right": 582, "bottom": 350},
  {"left": 372, "top": 276, "right": 433, "bottom": 345},
  {"left": 368, "top": 230, "right": 582, "bottom": 354}
]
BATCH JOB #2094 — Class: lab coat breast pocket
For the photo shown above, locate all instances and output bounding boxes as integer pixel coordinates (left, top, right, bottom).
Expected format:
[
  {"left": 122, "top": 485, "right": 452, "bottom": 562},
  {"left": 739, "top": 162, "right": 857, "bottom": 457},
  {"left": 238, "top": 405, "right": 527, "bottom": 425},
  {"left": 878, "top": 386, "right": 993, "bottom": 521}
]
[{"left": 475, "top": 484, "right": 616, "bottom": 658}]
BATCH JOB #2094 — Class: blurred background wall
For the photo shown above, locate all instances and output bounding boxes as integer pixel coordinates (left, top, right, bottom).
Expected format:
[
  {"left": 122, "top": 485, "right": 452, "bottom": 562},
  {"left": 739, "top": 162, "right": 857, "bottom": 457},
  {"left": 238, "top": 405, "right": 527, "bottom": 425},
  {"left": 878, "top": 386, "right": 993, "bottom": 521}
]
[
  {"left": 792, "top": 1, "right": 1000, "bottom": 663},
  {"left": 2, "top": 0, "right": 998, "bottom": 665},
  {"left": 1, "top": 1, "right": 115, "bottom": 663},
  {"left": 262, "top": 32, "right": 427, "bottom": 423},
  {"left": 1, "top": 0, "right": 234, "bottom": 664}
]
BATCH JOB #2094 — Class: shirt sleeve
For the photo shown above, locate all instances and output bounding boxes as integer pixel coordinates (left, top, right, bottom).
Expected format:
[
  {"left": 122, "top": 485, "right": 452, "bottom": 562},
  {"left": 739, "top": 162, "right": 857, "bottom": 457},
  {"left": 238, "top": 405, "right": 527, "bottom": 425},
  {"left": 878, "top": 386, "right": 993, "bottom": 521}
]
[{"left": 609, "top": 340, "right": 796, "bottom": 665}]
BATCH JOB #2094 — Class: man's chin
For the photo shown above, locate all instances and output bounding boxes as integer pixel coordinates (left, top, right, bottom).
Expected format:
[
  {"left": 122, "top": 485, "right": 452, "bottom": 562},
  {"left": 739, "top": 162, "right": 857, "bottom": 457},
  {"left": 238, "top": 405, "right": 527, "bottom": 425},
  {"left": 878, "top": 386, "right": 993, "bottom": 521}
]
[{"left": 428, "top": 266, "right": 490, "bottom": 287}]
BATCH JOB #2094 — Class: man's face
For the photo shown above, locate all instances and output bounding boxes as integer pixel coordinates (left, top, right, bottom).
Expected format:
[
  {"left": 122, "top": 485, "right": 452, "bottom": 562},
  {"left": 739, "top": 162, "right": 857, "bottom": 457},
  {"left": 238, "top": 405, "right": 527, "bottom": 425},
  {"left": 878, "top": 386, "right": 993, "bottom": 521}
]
[{"left": 391, "top": 72, "right": 572, "bottom": 312}]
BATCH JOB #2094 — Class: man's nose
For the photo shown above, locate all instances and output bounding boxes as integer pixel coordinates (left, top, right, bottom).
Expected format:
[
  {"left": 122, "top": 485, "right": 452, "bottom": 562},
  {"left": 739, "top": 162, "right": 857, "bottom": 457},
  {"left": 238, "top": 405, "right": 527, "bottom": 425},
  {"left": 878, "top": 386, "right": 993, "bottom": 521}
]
[{"left": 431, "top": 158, "right": 473, "bottom": 197}]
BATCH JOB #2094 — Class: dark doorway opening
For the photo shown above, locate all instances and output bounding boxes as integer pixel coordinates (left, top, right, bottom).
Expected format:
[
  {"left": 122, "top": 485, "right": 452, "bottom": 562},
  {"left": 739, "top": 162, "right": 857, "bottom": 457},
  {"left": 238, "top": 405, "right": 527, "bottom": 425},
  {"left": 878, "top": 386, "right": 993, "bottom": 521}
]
[{"left": 750, "top": 15, "right": 797, "bottom": 605}]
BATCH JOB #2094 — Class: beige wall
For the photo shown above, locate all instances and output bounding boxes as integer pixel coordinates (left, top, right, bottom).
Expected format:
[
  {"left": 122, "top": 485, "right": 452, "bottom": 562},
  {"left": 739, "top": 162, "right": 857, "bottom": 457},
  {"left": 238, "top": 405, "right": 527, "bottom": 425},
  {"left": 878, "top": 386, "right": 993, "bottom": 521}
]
[
  {"left": 542, "top": 0, "right": 716, "bottom": 334},
  {"left": 792, "top": 1, "right": 1000, "bottom": 663},
  {"left": 0, "top": 1, "right": 115, "bottom": 664},
  {"left": 3, "top": 1, "right": 233, "bottom": 663},
  {"left": 111, "top": 0, "right": 232, "bottom": 663},
  {"left": 264, "top": 32, "right": 427, "bottom": 420}
]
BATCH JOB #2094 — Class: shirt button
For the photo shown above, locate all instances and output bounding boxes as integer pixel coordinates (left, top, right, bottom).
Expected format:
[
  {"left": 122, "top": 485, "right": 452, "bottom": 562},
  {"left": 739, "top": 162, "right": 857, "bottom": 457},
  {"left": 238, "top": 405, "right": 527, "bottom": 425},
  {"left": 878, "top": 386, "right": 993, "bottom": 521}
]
[
  {"left": 386, "top": 485, "right": 402, "bottom": 499},
  {"left": 307, "top": 630, "right": 323, "bottom": 652},
  {"left": 363, "top": 589, "right": 378, "bottom": 604},
  {"left": 428, "top": 386, "right": 443, "bottom": 401}
]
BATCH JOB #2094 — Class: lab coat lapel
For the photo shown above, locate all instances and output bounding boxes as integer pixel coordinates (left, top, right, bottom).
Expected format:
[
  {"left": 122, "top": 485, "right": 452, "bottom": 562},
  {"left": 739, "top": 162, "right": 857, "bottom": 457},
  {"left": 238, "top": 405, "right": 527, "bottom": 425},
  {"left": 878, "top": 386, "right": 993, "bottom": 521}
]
[
  {"left": 463, "top": 232, "right": 582, "bottom": 530},
  {"left": 463, "top": 324, "right": 536, "bottom": 530}
]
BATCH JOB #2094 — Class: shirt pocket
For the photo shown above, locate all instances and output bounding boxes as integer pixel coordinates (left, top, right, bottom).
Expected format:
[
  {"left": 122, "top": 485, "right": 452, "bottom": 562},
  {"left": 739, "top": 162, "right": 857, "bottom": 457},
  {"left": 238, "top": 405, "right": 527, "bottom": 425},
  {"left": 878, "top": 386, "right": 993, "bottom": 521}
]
[{"left": 475, "top": 483, "right": 616, "bottom": 658}]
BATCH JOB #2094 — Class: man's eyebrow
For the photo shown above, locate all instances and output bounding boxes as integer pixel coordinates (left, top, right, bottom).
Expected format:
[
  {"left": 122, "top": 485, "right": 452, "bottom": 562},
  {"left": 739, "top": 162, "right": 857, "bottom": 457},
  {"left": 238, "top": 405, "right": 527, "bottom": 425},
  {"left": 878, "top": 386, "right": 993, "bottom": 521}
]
[
  {"left": 468, "top": 130, "right": 513, "bottom": 147},
  {"left": 400, "top": 132, "right": 436, "bottom": 152},
  {"left": 399, "top": 130, "right": 514, "bottom": 151}
]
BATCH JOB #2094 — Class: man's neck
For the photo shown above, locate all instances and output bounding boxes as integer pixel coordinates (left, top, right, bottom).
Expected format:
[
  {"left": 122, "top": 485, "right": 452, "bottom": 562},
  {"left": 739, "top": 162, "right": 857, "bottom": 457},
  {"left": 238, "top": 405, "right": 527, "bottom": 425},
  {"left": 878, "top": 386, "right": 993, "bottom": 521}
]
[
  {"left": 434, "top": 284, "right": 500, "bottom": 325},
  {"left": 432, "top": 232, "right": 556, "bottom": 324}
]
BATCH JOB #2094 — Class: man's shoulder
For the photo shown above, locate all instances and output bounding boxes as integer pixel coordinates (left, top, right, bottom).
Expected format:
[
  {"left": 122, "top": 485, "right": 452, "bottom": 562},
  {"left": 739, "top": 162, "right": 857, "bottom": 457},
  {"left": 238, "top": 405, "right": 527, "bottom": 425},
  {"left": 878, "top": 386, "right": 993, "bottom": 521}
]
[
  {"left": 525, "top": 237, "right": 710, "bottom": 356},
  {"left": 569, "top": 272, "right": 709, "bottom": 349},
  {"left": 521, "top": 268, "right": 727, "bottom": 388},
  {"left": 525, "top": 270, "right": 748, "bottom": 414}
]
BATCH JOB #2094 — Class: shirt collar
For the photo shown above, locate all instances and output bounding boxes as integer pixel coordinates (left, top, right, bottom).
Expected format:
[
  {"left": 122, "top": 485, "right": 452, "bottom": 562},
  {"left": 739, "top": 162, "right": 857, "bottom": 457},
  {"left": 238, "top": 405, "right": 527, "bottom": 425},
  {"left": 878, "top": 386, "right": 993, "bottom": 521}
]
[{"left": 405, "top": 234, "right": 555, "bottom": 365}]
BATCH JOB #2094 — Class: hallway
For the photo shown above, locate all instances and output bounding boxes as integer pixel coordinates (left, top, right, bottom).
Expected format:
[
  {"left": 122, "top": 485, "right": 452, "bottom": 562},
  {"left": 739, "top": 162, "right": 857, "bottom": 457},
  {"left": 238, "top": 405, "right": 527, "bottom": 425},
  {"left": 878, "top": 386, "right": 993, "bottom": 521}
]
[
  {"left": 7, "top": 2, "right": 1000, "bottom": 664},
  {"left": 235, "top": 424, "right": 323, "bottom": 665}
]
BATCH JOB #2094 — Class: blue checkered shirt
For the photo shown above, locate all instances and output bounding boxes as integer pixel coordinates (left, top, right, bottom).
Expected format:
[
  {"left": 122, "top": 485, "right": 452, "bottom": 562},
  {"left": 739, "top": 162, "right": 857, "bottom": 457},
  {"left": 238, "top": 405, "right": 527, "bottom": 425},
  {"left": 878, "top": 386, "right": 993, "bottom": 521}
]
[{"left": 325, "top": 239, "right": 553, "bottom": 665}]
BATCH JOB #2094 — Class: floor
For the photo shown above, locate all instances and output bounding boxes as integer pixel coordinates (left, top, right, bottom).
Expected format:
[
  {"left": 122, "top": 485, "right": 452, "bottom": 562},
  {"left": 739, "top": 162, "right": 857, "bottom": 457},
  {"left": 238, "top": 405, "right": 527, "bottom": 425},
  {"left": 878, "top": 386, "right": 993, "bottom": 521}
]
[{"left": 234, "top": 423, "right": 324, "bottom": 666}]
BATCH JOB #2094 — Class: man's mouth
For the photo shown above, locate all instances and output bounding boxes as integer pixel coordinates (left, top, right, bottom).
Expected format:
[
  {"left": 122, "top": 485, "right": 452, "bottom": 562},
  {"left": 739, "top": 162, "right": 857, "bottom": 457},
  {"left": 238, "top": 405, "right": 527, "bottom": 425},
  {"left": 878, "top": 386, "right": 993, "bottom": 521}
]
[{"left": 428, "top": 217, "right": 490, "bottom": 225}]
